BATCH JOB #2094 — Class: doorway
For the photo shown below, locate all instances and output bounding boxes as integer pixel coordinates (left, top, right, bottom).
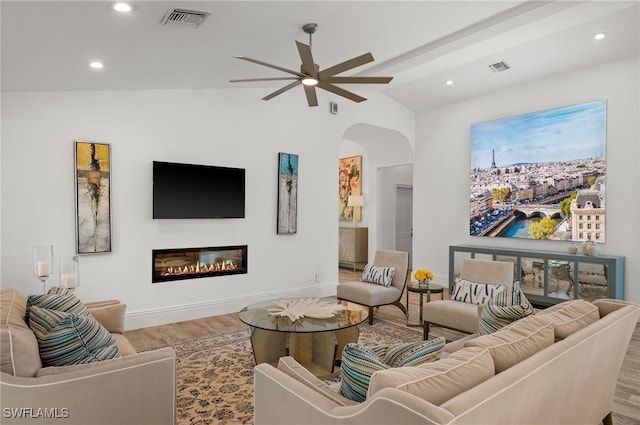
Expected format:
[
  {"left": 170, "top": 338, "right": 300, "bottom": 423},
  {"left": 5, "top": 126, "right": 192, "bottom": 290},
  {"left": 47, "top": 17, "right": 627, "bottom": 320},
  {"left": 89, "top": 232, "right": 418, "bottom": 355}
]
[{"left": 395, "top": 186, "right": 413, "bottom": 269}]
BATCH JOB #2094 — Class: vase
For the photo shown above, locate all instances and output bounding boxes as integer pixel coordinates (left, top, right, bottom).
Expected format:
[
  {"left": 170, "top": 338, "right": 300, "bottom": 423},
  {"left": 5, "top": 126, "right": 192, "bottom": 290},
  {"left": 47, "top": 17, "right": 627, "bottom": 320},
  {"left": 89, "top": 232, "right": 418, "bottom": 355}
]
[
  {"left": 568, "top": 242, "right": 578, "bottom": 254},
  {"left": 582, "top": 240, "right": 593, "bottom": 255},
  {"left": 418, "top": 279, "right": 429, "bottom": 289},
  {"left": 586, "top": 241, "right": 600, "bottom": 257}
]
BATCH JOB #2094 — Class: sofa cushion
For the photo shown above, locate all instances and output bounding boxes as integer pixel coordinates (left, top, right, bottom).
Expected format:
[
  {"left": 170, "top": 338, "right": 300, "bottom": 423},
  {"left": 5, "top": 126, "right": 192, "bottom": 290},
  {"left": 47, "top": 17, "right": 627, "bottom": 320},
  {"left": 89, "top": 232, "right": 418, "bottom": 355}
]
[
  {"left": 29, "top": 306, "right": 120, "bottom": 366},
  {"left": 0, "top": 288, "right": 42, "bottom": 377},
  {"left": 340, "top": 338, "right": 445, "bottom": 402},
  {"left": 478, "top": 281, "right": 534, "bottom": 335},
  {"left": 535, "top": 299, "right": 599, "bottom": 340},
  {"left": 464, "top": 318, "right": 554, "bottom": 373},
  {"left": 452, "top": 278, "right": 504, "bottom": 305},
  {"left": 361, "top": 264, "right": 396, "bottom": 287},
  {"left": 277, "top": 356, "right": 358, "bottom": 406},
  {"left": 368, "top": 346, "right": 495, "bottom": 405}
]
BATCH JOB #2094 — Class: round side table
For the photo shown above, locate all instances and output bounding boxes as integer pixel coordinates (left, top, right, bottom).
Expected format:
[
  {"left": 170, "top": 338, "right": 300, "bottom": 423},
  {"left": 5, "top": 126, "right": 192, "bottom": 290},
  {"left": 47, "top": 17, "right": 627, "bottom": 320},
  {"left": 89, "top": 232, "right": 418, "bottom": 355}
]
[{"left": 405, "top": 282, "right": 444, "bottom": 326}]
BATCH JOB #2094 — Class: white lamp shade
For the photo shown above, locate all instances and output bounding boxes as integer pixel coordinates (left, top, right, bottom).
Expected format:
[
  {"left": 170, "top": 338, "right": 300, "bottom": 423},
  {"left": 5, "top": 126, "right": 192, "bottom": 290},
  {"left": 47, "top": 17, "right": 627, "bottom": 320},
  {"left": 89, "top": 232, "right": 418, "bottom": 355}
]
[{"left": 347, "top": 195, "right": 363, "bottom": 207}]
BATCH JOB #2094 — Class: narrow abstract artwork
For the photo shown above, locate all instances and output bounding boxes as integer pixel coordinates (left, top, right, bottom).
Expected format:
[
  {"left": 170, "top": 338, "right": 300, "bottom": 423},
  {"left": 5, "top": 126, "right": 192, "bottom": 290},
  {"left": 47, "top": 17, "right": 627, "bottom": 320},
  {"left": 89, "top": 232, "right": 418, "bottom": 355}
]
[
  {"left": 75, "top": 141, "right": 112, "bottom": 254},
  {"left": 338, "top": 155, "right": 362, "bottom": 221},
  {"left": 277, "top": 152, "right": 298, "bottom": 234}
]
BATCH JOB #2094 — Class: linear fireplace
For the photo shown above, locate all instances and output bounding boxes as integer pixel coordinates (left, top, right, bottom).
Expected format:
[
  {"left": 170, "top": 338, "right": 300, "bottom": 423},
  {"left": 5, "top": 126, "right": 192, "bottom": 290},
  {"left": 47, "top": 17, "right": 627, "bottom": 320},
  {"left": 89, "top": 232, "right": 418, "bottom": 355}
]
[{"left": 152, "top": 245, "right": 247, "bottom": 283}]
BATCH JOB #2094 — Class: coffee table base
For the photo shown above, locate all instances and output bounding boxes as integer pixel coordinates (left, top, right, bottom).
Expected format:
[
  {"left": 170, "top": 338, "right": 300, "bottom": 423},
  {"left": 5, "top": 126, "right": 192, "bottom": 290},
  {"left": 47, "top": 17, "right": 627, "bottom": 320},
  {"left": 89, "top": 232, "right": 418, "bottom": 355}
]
[{"left": 249, "top": 326, "right": 359, "bottom": 378}]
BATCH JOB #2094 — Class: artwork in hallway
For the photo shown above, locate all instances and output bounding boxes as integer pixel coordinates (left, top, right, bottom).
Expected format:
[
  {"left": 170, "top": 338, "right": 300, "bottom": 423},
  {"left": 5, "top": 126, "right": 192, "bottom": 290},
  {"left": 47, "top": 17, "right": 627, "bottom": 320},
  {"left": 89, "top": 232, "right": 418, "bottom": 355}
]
[
  {"left": 469, "top": 99, "right": 607, "bottom": 242},
  {"left": 75, "top": 141, "right": 112, "bottom": 254},
  {"left": 338, "top": 155, "right": 362, "bottom": 221},
  {"left": 277, "top": 152, "right": 298, "bottom": 234}
]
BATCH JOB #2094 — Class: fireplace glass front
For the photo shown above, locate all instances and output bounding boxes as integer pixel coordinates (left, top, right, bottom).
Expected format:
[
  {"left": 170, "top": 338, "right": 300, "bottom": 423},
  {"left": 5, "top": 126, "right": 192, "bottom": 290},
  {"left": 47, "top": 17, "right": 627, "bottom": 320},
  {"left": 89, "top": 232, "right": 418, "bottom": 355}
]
[{"left": 152, "top": 245, "right": 247, "bottom": 283}]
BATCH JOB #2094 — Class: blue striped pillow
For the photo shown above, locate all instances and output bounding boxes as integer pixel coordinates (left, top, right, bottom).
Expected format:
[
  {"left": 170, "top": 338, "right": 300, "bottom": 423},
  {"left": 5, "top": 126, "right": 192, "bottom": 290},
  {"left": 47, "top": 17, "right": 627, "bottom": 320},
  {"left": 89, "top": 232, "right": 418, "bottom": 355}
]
[
  {"left": 26, "top": 287, "right": 90, "bottom": 323},
  {"left": 478, "top": 281, "right": 534, "bottom": 335},
  {"left": 29, "top": 306, "right": 120, "bottom": 367},
  {"left": 340, "top": 338, "right": 446, "bottom": 402},
  {"left": 340, "top": 344, "right": 387, "bottom": 402},
  {"left": 376, "top": 337, "right": 446, "bottom": 367},
  {"left": 361, "top": 264, "right": 396, "bottom": 287},
  {"left": 452, "top": 278, "right": 504, "bottom": 305}
]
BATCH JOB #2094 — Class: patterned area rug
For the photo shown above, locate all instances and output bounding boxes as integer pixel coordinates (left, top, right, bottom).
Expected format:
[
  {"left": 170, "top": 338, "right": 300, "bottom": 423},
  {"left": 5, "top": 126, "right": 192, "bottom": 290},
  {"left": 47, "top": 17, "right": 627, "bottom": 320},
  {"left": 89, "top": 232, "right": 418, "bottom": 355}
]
[{"left": 144, "top": 320, "right": 433, "bottom": 425}]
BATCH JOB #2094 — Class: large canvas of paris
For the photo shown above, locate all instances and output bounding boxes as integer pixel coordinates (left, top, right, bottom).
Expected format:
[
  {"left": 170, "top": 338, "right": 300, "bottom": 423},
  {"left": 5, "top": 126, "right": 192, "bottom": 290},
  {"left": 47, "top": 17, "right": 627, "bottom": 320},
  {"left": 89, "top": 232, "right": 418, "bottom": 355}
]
[{"left": 469, "top": 99, "right": 606, "bottom": 242}]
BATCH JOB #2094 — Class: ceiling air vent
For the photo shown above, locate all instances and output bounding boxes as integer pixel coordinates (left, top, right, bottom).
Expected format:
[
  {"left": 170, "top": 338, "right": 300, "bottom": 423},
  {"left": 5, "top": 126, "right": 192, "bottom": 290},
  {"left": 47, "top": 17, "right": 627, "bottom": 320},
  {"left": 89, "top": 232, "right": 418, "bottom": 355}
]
[
  {"left": 488, "top": 61, "right": 511, "bottom": 73},
  {"left": 161, "top": 8, "right": 211, "bottom": 27}
]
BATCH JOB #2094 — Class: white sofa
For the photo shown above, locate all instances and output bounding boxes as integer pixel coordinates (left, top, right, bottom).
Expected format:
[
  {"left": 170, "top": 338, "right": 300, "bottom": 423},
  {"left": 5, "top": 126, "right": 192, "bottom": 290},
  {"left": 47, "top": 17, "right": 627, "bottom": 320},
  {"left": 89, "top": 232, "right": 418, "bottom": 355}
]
[
  {"left": 253, "top": 298, "right": 639, "bottom": 425},
  {"left": 1, "top": 288, "right": 176, "bottom": 425}
]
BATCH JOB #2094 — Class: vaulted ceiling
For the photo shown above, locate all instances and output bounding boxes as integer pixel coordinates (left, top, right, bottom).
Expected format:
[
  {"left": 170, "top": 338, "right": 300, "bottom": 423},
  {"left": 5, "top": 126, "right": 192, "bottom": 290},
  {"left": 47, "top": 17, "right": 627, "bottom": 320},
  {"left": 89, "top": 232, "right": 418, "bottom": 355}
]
[{"left": 2, "top": 1, "right": 638, "bottom": 111}]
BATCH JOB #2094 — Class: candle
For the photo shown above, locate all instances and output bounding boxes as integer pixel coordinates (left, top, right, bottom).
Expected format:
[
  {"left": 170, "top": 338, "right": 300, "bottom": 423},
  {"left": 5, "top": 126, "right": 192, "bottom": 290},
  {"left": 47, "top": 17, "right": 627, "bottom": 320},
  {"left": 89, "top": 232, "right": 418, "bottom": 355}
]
[
  {"left": 37, "top": 261, "right": 50, "bottom": 277},
  {"left": 62, "top": 273, "right": 76, "bottom": 288}
]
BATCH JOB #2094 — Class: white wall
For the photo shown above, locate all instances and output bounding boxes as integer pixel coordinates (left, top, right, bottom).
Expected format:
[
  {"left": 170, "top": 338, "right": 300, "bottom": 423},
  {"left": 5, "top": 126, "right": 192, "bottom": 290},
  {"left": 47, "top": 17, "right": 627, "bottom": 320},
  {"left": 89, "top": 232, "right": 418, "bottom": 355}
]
[
  {"left": 1, "top": 88, "right": 413, "bottom": 328},
  {"left": 413, "top": 56, "right": 640, "bottom": 304}
]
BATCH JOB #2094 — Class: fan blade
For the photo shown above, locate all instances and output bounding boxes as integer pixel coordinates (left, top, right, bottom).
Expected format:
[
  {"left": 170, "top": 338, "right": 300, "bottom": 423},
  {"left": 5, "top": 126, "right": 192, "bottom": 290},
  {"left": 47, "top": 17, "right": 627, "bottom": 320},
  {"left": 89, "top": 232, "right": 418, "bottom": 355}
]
[
  {"left": 234, "top": 55, "right": 305, "bottom": 78},
  {"left": 323, "top": 76, "right": 393, "bottom": 84},
  {"left": 317, "top": 52, "right": 374, "bottom": 80},
  {"left": 295, "top": 41, "right": 317, "bottom": 76},
  {"left": 317, "top": 83, "right": 366, "bottom": 103},
  {"left": 262, "top": 80, "right": 302, "bottom": 101},
  {"left": 229, "top": 77, "right": 300, "bottom": 83},
  {"left": 303, "top": 85, "right": 318, "bottom": 107}
]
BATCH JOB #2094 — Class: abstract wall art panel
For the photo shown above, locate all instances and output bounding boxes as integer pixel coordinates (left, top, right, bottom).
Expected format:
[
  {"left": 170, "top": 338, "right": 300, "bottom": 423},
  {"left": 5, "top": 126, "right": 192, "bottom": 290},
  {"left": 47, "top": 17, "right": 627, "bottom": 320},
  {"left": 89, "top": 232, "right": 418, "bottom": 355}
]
[
  {"left": 338, "top": 155, "right": 362, "bottom": 221},
  {"left": 277, "top": 152, "right": 298, "bottom": 234},
  {"left": 75, "top": 141, "right": 112, "bottom": 254}
]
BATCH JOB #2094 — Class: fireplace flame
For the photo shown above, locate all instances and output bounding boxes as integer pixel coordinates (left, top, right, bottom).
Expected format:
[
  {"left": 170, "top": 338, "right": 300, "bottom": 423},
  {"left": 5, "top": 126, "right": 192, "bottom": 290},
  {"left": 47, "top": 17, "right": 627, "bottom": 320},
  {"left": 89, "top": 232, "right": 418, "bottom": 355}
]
[{"left": 162, "top": 260, "right": 238, "bottom": 277}]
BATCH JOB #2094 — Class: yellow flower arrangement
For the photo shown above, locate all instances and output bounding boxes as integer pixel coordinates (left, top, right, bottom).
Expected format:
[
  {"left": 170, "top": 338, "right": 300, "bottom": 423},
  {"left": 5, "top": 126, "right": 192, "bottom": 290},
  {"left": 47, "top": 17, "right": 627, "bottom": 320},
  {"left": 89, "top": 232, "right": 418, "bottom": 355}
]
[{"left": 414, "top": 269, "right": 433, "bottom": 283}]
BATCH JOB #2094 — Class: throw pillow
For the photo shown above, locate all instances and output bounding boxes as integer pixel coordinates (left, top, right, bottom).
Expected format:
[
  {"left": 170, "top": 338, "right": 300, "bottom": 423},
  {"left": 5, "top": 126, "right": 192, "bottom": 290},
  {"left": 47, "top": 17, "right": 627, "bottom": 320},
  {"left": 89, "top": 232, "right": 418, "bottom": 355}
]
[
  {"left": 478, "top": 281, "right": 534, "bottom": 335},
  {"left": 361, "top": 264, "right": 396, "bottom": 287},
  {"left": 26, "top": 287, "right": 90, "bottom": 323},
  {"left": 340, "top": 343, "right": 388, "bottom": 402},
  {"left": 29, "top": 306, "right": 120, "bottom": 367},
  {"left": 376, "top": 337, "right": 446, "bottom": 367},
  {"left": 340, "top": 338, "right": 446, "bottom": 402},
  {"left": 452, "top": 278, "right": 504, "bottom": 305}
]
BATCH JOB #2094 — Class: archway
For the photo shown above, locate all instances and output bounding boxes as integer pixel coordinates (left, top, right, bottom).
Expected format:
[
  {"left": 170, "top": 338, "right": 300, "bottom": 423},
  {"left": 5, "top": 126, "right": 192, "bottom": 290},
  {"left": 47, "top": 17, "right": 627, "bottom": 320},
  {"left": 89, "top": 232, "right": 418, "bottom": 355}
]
[{"left": 339, "top": 123, "right": 414, "bottom": 266}]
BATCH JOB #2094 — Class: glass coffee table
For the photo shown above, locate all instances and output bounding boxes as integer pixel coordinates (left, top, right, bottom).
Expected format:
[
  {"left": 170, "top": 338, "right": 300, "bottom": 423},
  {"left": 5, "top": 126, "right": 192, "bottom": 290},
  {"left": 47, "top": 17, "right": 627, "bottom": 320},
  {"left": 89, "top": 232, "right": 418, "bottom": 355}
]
[{"left": 239, "top": 298, "right": 368, "bottom": 378}]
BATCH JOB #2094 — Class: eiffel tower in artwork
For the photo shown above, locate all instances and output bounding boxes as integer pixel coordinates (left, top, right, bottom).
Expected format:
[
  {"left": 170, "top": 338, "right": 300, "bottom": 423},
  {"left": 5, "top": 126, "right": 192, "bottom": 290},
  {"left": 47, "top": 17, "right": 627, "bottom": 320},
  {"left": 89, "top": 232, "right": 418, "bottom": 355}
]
[{"left": 491, "top": 149, "right": 497, "bottom": 169}]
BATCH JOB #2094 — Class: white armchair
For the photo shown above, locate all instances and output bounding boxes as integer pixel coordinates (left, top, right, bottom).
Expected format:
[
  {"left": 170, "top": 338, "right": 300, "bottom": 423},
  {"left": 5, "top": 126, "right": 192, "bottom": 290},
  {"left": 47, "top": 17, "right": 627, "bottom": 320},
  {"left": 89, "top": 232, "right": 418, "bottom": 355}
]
[
  {"left": 337, "top": 249, "right": 409, "bottom": 325},
  {"left": 423, "top": 258, "right": 514, "bottom": 338}
]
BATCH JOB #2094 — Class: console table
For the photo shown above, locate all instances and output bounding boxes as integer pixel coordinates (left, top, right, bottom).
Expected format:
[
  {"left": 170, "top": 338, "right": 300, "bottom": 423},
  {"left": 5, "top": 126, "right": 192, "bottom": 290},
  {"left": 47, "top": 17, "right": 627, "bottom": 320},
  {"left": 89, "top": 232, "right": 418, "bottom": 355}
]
[
  {"left": 449, "top": 245, "right": 624, "bottom": 307},
  {"left": 339, "top": 227, "right": 368, "bottom": 271}
]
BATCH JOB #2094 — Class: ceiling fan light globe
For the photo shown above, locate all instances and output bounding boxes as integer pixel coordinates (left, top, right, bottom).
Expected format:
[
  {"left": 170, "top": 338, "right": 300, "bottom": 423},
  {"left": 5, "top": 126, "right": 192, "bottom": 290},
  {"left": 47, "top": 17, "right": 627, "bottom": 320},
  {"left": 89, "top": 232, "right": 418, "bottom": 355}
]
[{"left": 301, "top": 77, "right": 318, "bottom": 86}]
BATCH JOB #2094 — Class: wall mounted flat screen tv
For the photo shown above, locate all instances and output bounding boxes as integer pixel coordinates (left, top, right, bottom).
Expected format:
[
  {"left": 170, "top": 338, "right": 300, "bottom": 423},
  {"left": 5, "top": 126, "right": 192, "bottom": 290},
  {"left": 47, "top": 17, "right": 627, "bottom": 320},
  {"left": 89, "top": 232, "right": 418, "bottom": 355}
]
[{"left": 153, "top": 161, "right": 245, "bottom": 219}]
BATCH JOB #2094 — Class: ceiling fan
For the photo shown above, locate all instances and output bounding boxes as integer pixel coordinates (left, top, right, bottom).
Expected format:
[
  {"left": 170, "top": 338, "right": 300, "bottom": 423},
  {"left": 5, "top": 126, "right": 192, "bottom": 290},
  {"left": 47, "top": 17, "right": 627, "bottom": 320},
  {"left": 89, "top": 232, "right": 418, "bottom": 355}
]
[{"left": 229, "top": 23, "right": 393, "bottom": 107}]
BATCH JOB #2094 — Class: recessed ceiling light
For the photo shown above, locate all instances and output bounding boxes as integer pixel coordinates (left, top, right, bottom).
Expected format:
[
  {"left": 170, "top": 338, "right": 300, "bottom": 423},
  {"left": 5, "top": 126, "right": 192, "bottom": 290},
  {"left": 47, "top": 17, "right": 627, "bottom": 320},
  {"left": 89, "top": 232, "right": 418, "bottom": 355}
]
[
  {"left": 445, "top": 80, "right": 454, "bottom": 86},
  {"left": 113, "top": 2, "right": 132, "bottom": 13},
  {"left": 594, "top": 32, "right": 606, "bottom": 40},
  {"left": 88, "top": 61, "right": 104, "bottom": 69}
]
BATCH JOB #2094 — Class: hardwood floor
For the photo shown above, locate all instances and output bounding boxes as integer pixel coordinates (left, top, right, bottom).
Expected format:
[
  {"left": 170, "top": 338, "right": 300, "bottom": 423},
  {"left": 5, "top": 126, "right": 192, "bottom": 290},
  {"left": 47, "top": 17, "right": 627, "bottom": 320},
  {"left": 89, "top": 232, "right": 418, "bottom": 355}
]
[{"left": 126, "top": 268, "right": 640, "bottom": 424}]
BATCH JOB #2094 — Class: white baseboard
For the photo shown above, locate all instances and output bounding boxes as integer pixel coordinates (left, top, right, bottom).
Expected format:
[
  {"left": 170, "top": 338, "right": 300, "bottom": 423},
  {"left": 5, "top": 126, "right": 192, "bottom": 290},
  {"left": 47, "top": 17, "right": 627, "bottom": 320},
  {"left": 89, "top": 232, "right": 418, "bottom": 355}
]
[{"left": 125, "top": 283, "right": 338, "bottom": 330}]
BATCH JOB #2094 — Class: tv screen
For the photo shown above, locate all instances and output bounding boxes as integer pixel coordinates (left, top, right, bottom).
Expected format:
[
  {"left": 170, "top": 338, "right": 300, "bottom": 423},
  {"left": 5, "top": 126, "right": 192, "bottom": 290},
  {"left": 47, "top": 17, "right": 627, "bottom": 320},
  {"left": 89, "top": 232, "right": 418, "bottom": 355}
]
[{"left": 153, "top": 161, "right": 245, "bottom": 219}]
